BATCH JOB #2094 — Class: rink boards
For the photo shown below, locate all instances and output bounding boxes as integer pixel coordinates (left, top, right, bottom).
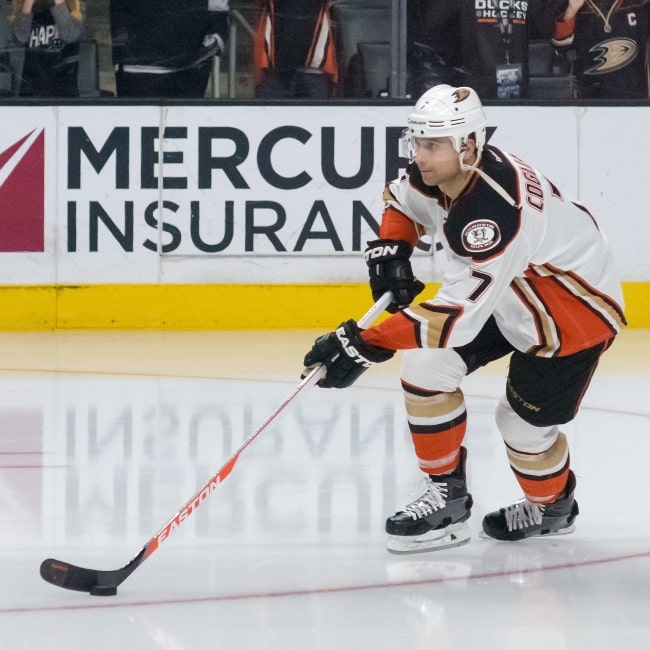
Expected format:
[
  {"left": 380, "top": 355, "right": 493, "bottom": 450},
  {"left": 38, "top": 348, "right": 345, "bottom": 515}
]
[{"left": 0, "top": 103, "right": 647, "bottom": 328}]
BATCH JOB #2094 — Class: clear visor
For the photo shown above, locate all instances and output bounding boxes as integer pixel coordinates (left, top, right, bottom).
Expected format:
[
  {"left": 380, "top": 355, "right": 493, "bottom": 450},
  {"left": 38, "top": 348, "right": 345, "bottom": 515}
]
[{"left": 399, "top": 130, "right": 462, "bottom": 162}]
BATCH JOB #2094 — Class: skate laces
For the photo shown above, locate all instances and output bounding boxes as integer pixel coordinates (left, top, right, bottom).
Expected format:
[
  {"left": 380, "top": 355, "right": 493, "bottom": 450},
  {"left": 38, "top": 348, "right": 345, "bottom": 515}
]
[
  {"left": 403, "top": 478, "right": 448, "bottom": 520},
  {"left": 503, "top": 499, "right": 544, "bottom": 531}
]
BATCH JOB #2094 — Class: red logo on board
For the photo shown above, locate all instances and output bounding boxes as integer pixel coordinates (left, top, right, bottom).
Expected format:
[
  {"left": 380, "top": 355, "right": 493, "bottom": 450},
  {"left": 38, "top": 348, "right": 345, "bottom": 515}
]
[{"left": 0, "top": 130, "right": 44, "bottom": 252}]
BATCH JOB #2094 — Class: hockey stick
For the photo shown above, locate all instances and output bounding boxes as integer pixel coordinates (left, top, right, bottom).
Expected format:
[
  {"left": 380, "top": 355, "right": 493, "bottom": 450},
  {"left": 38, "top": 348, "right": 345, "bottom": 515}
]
[{"left": 39, "top": 291, "right": 393, "bottom": 596}]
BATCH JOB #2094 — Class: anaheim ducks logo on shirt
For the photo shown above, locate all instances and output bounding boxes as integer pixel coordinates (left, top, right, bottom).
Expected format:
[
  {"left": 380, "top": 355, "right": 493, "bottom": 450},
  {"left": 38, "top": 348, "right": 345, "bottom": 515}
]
[
  {"left": 586, "top": 38, "right": 638, "bottom": 74},
  {"left": 462, "top": 220, "right": 501, "bottom": 252},
  {"left": 452, "top": 88, "right": 471, "bottom": 103}
]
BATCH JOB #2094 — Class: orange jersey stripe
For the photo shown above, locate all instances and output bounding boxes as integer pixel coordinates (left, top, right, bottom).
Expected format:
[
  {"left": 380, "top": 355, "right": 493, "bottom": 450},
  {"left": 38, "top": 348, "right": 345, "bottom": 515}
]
[
  {"left": 362, "top": 303, "right": 463, "bottom": 351},
  {"left": 378, "top": 206, "right": 420, "bottom": 247},
  {"left": 518, "top": 265, "right": 625, "bottom": 356},
  {"left": 362, "top": 310, "right": 421, "bottom": 349}
]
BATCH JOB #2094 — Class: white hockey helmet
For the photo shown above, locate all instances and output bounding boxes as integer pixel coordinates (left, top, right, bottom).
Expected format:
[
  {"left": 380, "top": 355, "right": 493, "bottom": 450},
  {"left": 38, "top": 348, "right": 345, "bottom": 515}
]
[
  {"left": 404, "top": 85, "right": 518, "bottom": 208},
  {"left": 406, "top": 84, "right": 487, "bottom": 155}
]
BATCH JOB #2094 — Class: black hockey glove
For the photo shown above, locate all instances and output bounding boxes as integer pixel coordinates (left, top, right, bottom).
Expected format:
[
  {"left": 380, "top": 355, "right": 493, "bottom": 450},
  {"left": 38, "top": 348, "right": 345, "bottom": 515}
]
[
  {"left": 302, "top": 319, "right": 395, "bottom": 389},
  {"left": 365, "top": 239, "right": 425, "bottom": 313}
]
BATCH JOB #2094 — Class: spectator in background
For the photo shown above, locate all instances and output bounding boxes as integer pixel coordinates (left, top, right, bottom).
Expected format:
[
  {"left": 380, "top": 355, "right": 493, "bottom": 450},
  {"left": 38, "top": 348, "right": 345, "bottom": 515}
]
[
  {"left": 109, "top": 0, "right": 230, "bottom": 98},
  {"left": 10, "top": 0, "right": 83, "bottom": 97},
  {"left": 419, "top": 0, "right": 548, "bottom": 99},
  {"left": 253, "top": 0, "right": 338, "bottom": 99},
  {"left": 549, "top": 0, "right": 650, "bottom": 98}
]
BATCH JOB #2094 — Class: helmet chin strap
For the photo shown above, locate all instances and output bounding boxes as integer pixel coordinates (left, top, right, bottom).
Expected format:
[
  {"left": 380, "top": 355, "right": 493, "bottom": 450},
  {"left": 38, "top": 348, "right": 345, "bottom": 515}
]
[{"left": 459, "top": 150, "right": 520, "bottom": 209}]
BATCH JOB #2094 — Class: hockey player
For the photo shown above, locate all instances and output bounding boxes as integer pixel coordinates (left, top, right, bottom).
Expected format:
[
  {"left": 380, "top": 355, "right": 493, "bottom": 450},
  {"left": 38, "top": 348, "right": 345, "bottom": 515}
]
[{"left": 302, "top": 85, "right": 626, "bottom": 553}]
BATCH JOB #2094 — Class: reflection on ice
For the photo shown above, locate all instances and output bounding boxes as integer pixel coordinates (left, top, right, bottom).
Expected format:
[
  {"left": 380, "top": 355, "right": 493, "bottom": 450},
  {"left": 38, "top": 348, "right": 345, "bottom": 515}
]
[{"left": 0, "top": 329, "right": 648, "bottom": 650}]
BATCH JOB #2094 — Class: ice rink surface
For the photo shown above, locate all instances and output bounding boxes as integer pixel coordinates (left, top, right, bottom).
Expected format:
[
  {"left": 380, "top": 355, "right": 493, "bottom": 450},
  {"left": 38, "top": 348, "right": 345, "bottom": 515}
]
[{"left": 0, "top": 328, "right": 648, "bottom": 650}]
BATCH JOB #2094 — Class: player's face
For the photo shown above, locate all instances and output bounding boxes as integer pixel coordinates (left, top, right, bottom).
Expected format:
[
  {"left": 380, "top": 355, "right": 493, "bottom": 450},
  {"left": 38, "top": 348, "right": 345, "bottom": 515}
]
[{"left": 412, "top": 137, "right": 463, "bottom": 186}]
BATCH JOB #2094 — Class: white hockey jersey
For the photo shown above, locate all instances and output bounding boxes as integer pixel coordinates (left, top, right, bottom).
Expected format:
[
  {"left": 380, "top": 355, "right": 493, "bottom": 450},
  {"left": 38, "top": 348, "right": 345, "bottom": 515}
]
[{"left": 362, "top": 145, "right": 626, "bottom": 357}]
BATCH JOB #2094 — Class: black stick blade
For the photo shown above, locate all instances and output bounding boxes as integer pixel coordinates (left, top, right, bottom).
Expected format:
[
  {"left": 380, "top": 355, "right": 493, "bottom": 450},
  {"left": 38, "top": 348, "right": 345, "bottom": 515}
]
[
  {"left": 40, "top": 547, "right": 146, "bottom": 595},
  {"left": 40, "top": 558, "right": 113, "bottom": 594}
]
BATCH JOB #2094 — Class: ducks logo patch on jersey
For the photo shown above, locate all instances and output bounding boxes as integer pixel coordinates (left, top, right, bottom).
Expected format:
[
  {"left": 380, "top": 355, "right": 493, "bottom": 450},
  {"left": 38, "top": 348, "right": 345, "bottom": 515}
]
[
  {"left": 586, "top": 38, "right": 638, "bottom": 75},
  {"left": 462, "top": 220, "right": 501, "bottom": 252}
]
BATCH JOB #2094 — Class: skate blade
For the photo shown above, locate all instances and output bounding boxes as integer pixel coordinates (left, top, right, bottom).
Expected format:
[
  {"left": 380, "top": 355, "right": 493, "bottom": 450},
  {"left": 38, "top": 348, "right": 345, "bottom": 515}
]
[
  {"left": 386, "top": 522, "right": 471, "bottom": 554},
  {"left": 478, "top": 523, "right": 576, "bottom": 541}
]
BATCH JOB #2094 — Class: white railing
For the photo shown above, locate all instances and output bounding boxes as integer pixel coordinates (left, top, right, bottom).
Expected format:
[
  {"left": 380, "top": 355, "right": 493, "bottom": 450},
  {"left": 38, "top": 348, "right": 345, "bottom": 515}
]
[{"left": 211, "top": 9, "right": 256, "bottom": 99}]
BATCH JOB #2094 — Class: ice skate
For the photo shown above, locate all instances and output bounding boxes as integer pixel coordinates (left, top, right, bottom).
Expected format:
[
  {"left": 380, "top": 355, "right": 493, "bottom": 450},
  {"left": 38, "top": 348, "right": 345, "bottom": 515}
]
[
  {"left": 481, "top": 470, "right": 579, "bottom": 541},
  {"left": 386, "top": 447, "right": 473, "bottom": 553}
]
